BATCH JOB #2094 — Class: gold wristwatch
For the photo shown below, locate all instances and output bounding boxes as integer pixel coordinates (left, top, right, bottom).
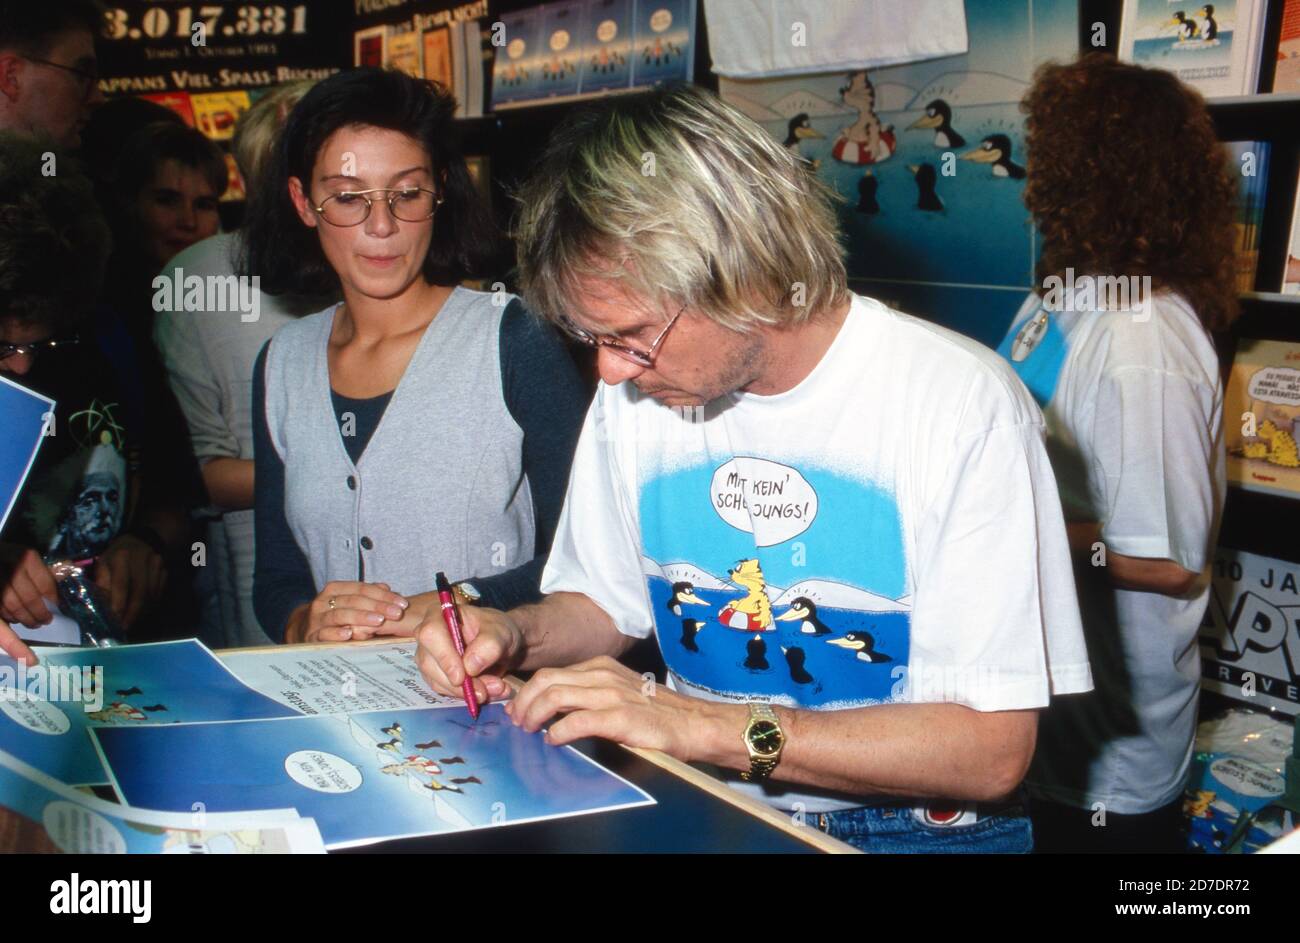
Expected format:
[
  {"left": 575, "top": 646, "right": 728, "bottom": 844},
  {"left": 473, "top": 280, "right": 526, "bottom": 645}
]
[
  {"left": 740, "top": 702, "right": 785, "bottom": 782},
  {"left": 452, "top": 581, "right": 480, "bottom": 608}
]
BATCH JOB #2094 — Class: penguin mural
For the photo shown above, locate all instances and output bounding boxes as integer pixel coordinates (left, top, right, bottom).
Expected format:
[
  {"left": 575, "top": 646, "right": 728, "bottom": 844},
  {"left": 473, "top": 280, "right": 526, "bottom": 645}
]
[
  {"left": 1199, "top": 5, "right": 1218, "bottom": 41},
  {"left": 783, "top": 113, "right": 824, "bottom": 169},
  {"left": 909, "top": 163, "right": 944, "bottom": 211},
  {"left": 856, "top": 171, "right": 880, "bottom": 215},
  {"left": 960, "top": 135, "right": 1025, "bottom": 179},
  {"left": 832, "top": 70, "right": 896, "bottom": 166},
  {"left": 743, "top": 635, "right": 770, "bottom": 671},
  {"left": 775, "top": 597, "right": 833, "bottom": 636},
  {"left": 666, "top": 581, "right": 706, "bottom": 618},
  {"left": 907, "top": 99, "right": 966, "bottom": 148},
  {"left": 826, "top": 630, "right": 891, "bottom": 663},
  {"left": 782, "top": 646, "right": 815, "bottom": 684},
  {"left": 680, "top": 618, "right": 705, "bottom": 653},
  {"left": 1168, "top": 10, "right": 1200, "bottom": 41}
]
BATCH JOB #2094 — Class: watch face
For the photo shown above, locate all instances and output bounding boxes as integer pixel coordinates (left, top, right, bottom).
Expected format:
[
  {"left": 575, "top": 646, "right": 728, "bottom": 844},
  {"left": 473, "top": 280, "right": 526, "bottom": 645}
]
[{"left": 748, "top": 720, "right": 781, "bottom": 756}]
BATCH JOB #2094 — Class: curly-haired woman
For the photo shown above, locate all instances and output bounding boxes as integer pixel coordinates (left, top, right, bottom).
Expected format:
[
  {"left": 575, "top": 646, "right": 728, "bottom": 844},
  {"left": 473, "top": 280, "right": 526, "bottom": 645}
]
[{"left": 995, "top": 53, "right": 1238, "bottom": 853}]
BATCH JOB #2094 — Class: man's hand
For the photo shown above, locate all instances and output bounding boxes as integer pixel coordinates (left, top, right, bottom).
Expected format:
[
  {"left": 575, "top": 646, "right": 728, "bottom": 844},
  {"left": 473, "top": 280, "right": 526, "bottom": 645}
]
[
  {"left": 93, "top": 534, "right": 167, "bottom": 629},
  {"left": 0, "top": 625, "right": 37, "bottom": 666},
  {"left": 284, "top": 581, "right": 409, "bottom": 644},
  {"left": 504, "top": 655, "right": 735, "bottom": 762},
  {"left": 415, "top": 605, "right": 522, "bottom": 705},
  {"left": 0, "top": 543, "right": 58, "bottom": 630}
]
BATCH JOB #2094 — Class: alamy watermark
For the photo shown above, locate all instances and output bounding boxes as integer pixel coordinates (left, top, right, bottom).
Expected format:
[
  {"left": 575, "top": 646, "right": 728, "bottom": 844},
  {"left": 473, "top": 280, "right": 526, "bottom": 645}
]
[
  {"left": 0, "top": 662, "right": 104, "bottom": 712},
  {"left": 151, "top": 269, "right": 261, "bottom": 323},
  {"left": 1041, "top": 268, "right": 1152, "bottom": 322}
]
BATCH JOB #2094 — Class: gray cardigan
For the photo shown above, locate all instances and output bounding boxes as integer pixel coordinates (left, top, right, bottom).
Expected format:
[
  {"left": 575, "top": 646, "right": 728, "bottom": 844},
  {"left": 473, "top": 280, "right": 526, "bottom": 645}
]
[{"left": 260, "top": 287, "right": 538, "bottom": 601}]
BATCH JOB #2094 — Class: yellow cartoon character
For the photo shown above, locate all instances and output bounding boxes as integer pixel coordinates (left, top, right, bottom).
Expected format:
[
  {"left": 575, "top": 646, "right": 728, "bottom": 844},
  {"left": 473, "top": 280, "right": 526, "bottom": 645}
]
[
  {"left": 1184, "top": 790, "right": 1216, "bottom": 819},
  {"left": 717, "top": 558, "right": 774, "bottom": 632},
  {"left": 1243, "top": 420, "right": 1300, "bottom": 468}
]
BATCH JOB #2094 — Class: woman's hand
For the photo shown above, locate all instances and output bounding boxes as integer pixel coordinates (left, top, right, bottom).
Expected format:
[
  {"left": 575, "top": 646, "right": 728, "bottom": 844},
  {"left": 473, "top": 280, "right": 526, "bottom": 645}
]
[{"left": 284, "top": 581, "right": 408, "bottom": 644}]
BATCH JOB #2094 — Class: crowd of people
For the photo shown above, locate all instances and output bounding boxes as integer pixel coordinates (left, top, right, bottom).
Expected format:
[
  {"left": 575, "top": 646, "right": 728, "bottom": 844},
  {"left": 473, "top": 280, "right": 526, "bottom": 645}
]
[{"left": 0, "top": 2, "right": 1240, "bottom": 854}]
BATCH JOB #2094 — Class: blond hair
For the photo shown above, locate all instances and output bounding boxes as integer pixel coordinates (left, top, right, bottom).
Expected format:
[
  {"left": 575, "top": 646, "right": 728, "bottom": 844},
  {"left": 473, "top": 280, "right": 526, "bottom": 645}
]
[
  {"left": 514, "top": 85, "right": 847, "bottom": 332},
  {"left": 232, "top": 80, "right": 317, "bottom": 194}
]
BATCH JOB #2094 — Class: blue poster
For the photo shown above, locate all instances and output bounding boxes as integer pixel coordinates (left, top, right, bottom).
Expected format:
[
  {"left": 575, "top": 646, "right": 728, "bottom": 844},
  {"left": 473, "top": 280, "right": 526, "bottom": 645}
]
[
  {"left": 537, "top": 1, "right": 586, "bottom": 98},
  {"left": 0, "top": 374, "right": 54, "bottom": 534},
  {"left": 631, "top": 0, "right": 693, "bottom": 87},
  {"left": 0, "top": 640, "right": 299, "bottom": 786},
  {"left": 580, "top": 0, "right": 634, "bottom": 93},
  {"left": 491, "top": 8, "right": 543, "bottom": 106},
  {"left": 95, "top": 704, "right": 654, "bottom": 848},
  {"left": 0, "top": 752, "right": 324, "bottom": 853},
  {"left": 717, "top": 0, "right": 1079, "bottom": 346}
]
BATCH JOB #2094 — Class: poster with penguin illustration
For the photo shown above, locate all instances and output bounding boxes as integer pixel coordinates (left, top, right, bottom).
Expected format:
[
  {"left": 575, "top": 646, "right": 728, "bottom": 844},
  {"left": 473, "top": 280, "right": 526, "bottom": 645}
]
[
  {"left": 93, "top": 704, "right": 654, "bottom": 849},
  {"left": 1119, "top": 0, "right": 1269, "bottom": 97},
  {"left": 717, "top": 0, "right": 1078, "bottom": 347}
]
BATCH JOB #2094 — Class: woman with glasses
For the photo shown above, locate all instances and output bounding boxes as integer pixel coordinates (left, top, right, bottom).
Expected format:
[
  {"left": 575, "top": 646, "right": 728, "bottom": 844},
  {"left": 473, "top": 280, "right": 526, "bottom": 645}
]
[{"left": 243, "top": 68, "right": 587, "bottom": 645}]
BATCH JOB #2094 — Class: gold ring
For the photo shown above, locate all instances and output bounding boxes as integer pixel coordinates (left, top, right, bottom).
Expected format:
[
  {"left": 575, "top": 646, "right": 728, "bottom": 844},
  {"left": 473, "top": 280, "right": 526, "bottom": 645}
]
[{"left": 328, "top": 597, "right": 337, "bottom": 609}]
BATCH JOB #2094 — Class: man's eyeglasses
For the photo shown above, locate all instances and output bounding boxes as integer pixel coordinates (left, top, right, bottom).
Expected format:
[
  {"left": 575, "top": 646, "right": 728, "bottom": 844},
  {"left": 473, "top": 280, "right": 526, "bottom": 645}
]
[
  {"left": 23, "top": 57, "right": 99, "bottom": 100},
  {"left": 559, "top": 303, "right": 686, "bottom": 368},
  {"left": 0, "top": 336, "right": 80, "bottom": 362},
  {"left": 310, "top": 187, "right": 443, "bottom": 227}
]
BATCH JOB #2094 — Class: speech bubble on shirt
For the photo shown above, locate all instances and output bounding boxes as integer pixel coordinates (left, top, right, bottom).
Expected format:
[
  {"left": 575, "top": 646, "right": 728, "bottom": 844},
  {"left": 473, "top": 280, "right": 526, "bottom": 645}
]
[
  {"left": 1247, "top": 367, "right": 1300, "bottom": 407},
  {"left": 284, "top": 750, "right": 362, "bottom": 794},
  {"left": 710, "top": 458, "right": 818, "bottom": 547},
  {"left": 42, "top": 801, "right": 127, "bottom": 853}
]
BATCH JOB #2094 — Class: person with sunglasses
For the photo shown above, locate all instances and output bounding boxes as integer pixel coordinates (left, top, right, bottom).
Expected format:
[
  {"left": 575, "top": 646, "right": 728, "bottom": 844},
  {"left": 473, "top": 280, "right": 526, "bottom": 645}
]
[
  {"left": 243, "top": 69, "right": 586, "bottom": 645},
  {"left": 0, "top": 2, "right": 104, "bottom": 150},
  {"left": 414, "top": 86, "right": 1093, "bottom": 854}
]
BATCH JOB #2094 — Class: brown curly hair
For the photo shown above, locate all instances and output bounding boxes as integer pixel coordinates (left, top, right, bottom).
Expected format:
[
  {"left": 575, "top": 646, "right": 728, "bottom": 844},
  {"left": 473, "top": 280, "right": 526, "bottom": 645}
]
[{"left": 1021, "top": 53, "right": 1239, "bottom": 332}]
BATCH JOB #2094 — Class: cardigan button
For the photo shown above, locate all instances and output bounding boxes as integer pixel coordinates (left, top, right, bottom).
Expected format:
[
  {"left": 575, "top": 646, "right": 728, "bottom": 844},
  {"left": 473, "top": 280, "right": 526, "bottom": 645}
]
[
  {"left": 360, "top": 536, "right": 374, "bottom": 550},
  {"left": 346, "top": 475, "right": 357, "bottom": 490}
]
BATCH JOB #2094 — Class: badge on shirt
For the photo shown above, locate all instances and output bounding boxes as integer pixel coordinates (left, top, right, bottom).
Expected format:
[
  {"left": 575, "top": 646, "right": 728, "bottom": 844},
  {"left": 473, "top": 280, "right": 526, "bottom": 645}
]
[{"left": 1010, "top": 312, "right": 1049, "bottom": 363}]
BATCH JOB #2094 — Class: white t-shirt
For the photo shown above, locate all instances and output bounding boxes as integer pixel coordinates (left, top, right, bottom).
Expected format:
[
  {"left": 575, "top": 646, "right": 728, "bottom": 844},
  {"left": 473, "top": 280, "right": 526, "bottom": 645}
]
[
  {"left": 995, "top": 283, "right": 1226, "bottom": 814},
  {"left": 541, "top": 292, "right": 1092, "bottom": 813}
]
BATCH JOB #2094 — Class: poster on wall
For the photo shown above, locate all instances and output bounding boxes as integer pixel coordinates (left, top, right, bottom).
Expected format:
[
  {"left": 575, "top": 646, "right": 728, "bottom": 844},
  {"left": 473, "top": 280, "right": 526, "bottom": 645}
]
[
  {"left": 189, "top": 90, "right": 251, "bottom": 141},
  {"left": 581, "top": 0, "right": 634, "bottom": 93},
  {"left": 1201, "top": 548, "right": 1300, "bottom": 716},
  {"left": 1226, "top": 338, "right": 1300, "bottom": 498},
  {"left": 97, "top": 2, "right": 345, "bottom": 96},
  {"left": 386, "top": 27, "right": 424, "bottom": 78},
  {"left": 354, "top": 25, "right": 386, "bottom": 68},
  {"left": 423, "top": 26, "right": 454, "bottom": 89},
  {"left": 717, "top": 0, "right": 1078, "bottom": 346}
]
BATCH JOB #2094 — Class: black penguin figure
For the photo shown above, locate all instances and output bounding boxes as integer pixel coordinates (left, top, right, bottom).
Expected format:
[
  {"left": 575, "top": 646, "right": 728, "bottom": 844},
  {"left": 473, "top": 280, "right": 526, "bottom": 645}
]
[
  {"left": 743, "top": 635, "right": 769, "bottom": 671},
  {"left": 910, "top": 164, "right": 944, "bottom": 211},
  {"left": 680, "top": 618, "right": 703, "bottom": 653},
  {"left": 784, "top": 646, "right": 814, "bottom": 684},
  {"left": 856, "top": 171, "right": 880, "bottom": 215},
  {"left": 1200, "top": 5, "right": 1218, "bottom": 40}
]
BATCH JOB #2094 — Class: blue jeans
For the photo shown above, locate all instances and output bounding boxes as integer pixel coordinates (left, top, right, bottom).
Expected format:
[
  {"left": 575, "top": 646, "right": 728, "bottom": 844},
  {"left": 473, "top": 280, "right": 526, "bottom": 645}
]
[{"left": 814, "top": 797, "right": 1033, "bottom": 853}]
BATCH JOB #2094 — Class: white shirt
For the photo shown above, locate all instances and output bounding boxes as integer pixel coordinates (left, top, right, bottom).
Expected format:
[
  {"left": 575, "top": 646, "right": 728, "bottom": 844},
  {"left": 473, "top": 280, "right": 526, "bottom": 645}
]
[
  {"left": 996, "top": 283, "right": 1226, "bottom": 814},
  {"left": 542, "top": 292, "right": 1091, "bottom": 812}
]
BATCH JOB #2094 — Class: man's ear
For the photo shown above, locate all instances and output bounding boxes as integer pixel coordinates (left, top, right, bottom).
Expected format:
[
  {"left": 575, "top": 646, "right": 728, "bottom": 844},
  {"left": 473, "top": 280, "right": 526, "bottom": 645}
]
[
  {"left": 0, "top": 53, "right": 25, "bottom": 103},
  {"left": 287, "top": 176, "right": 318, "bottom": 229}
]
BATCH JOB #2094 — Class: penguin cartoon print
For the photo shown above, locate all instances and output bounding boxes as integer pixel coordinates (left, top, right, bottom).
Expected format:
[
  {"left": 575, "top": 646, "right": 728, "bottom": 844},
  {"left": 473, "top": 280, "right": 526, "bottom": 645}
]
[
  {"left": 775, "top": 597, "right": 832, "bottom": 636},
  {"left": 832, "top": 70, "right": 896, "bottom": 166},
  {"left": 825, "top": 628, "right": 891, "bottom": 664},
  {"left": 667, "top": 580, "right": 709, "bottom": 653},
  {"left": 783, "top": 113, "right": 823, "bottom": 170},
  {"left": 960, "top": 135, "right": 1025, "bottom": 179},
  {"left": 908, "top": 164, "right": 944, "bottom": 211},
  {"left": 907, "top": 99, "right": 965, "bottom": 148},
  {"left": 856, "top": 171, "right": 880, "bottom": 215},
  {"left": 1168, "top": 10, "right": 1200, "bottom": 41}
]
